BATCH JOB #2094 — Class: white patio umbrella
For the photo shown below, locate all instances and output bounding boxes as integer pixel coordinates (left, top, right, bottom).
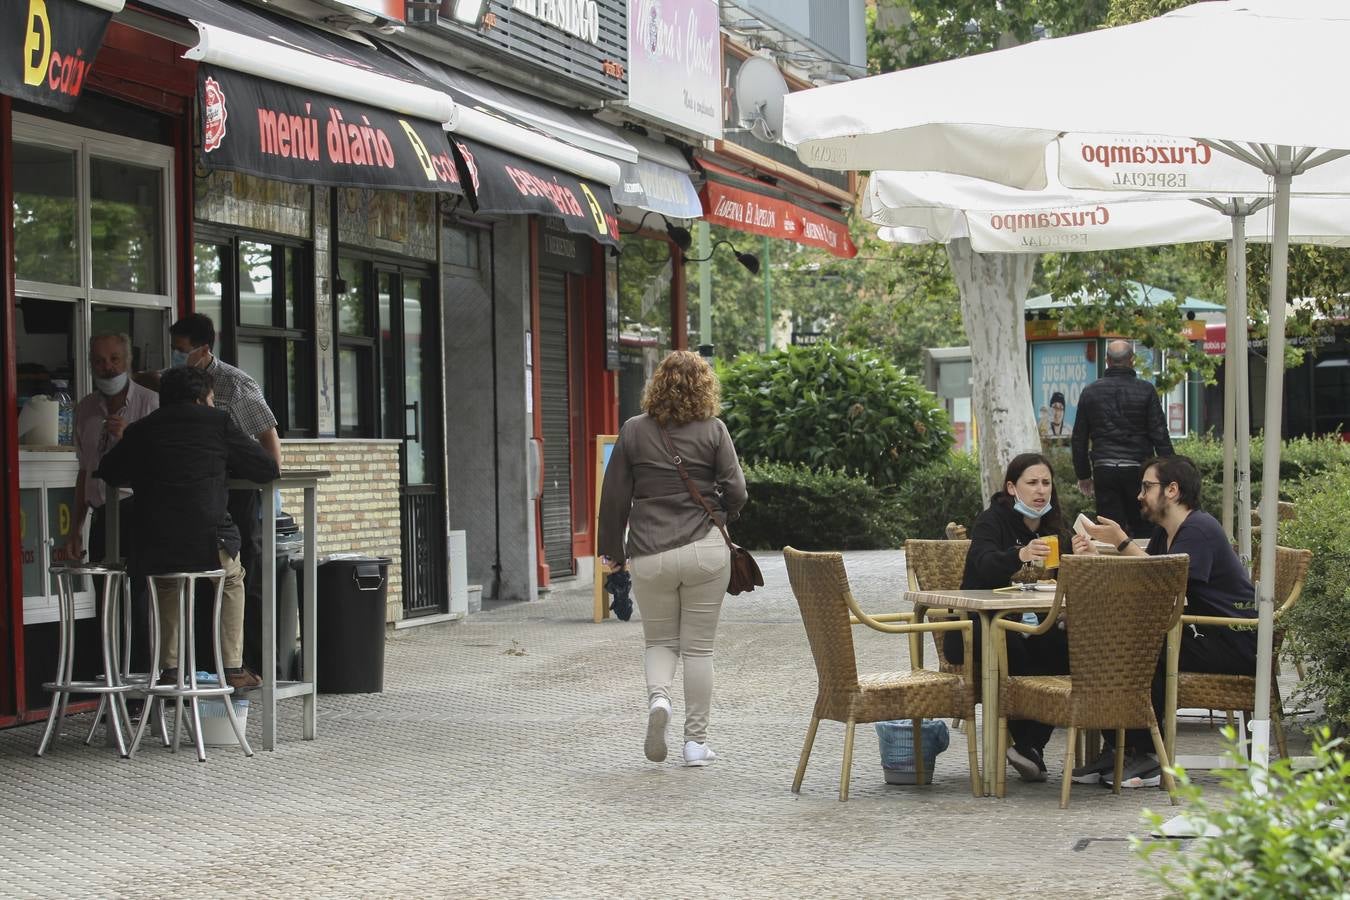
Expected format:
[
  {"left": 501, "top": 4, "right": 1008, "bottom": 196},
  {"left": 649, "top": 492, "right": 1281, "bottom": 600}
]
[
  {"left": 784, "top": 0, "right": 1350, "bottom": 779},
  {"left": 865, "top": 169, "right": 1350, "bottom": 572}
]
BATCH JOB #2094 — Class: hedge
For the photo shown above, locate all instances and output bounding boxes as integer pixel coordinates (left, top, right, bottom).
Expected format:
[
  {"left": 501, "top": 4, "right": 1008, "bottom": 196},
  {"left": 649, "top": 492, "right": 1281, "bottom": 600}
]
[{"left": 733, "top": 462, "right": 907, "bottom": 551}]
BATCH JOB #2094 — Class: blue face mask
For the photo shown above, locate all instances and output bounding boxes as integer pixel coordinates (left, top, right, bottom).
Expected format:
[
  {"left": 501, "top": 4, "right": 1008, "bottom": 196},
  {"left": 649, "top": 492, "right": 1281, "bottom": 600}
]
[
  {"left": 1012, "top": 490, "right": 1052, "bottom": 521},
  {"left": 171, "top": 349, "right": 191, "bottom": 368}
]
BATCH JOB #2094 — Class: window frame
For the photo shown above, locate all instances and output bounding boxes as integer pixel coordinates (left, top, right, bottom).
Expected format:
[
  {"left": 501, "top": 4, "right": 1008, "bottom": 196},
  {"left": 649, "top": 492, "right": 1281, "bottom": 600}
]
[
  {"left": 193, "top": 227, "right": 316, "bottom": 438},
  {"left": 12, "top": 113, "right": 176, "bottom": 398}
]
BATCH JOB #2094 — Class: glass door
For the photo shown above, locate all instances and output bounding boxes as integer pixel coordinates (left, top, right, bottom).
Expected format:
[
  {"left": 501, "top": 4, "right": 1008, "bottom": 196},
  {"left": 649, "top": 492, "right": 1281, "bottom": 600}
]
[{"left": 378, "top": 269, "right": 446, "bottom": 617}]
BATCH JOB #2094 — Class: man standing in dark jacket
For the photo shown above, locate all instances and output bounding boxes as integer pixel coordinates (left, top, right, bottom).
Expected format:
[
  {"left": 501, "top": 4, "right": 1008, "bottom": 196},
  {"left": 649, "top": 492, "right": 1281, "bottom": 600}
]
[
  {"left": 96, "top": 367, "right": 280, "bottom": 689},
  {"left": 1072, "top": 340, "right": 1174, "bottom": 538}
]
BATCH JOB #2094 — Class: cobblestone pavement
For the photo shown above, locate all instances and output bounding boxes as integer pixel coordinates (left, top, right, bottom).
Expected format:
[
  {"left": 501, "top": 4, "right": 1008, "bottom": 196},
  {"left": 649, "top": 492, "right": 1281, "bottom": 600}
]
[{"left": 0, "top": 550, "right": 1305, "bottom": 898}]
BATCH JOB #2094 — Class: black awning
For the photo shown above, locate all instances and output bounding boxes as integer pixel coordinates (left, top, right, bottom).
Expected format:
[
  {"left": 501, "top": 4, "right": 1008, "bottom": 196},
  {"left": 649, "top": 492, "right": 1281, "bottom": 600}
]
[
  {"left": 3, "top": 0, "right": 113, "bottom": 111},
  {"left": 197, "top": 65, "right": 462, "bottom": 194},
  {"left": 451, "top": 137, "right": 619, "bottom": 248}
]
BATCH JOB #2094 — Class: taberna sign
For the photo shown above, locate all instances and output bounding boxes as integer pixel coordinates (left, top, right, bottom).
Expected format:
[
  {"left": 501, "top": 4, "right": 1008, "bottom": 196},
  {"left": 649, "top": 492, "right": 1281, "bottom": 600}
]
[
  {"left": 2, "top": 0, "right": 112, "bottom": 112},
  {"left": 197, "top": 66, "right": 464, "bottom": 195}
]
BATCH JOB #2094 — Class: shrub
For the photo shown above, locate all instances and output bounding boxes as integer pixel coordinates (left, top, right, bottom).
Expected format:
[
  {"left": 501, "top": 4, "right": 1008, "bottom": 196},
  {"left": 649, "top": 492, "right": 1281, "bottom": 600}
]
[
  {"left": 1282, "top": 467, "right": 1350, "bottom": 734},
  {"left": 733, "top": 462, "right": 907, "bottom": 551},
  {"left": 720, "top": 343, "right": 952, "bottom": 487},
  {"left": 1133, "top": 729, "right": 1350, "bottom": 898},
  {"left": 891, "top": 452, "right": 985, "bottom": 541},
  {"left": 1174, "top": 435, "right": 1350, "bottom": 511}
]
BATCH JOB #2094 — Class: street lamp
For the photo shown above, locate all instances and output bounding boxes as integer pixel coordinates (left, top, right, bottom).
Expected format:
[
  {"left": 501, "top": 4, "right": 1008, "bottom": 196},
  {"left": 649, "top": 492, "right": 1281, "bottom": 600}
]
[
  {"left": 683, "top": 239, "right": 761, "bottom": 275},
  {"left": 619, "top": 211, "right": 693, "bottom": 252}
]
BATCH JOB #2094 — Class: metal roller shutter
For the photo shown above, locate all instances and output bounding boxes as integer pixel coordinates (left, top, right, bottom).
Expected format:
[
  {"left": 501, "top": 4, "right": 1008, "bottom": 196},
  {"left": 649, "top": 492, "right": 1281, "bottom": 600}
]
[{"left": 538, "top": 269, "right": 574, "bottom": 577}]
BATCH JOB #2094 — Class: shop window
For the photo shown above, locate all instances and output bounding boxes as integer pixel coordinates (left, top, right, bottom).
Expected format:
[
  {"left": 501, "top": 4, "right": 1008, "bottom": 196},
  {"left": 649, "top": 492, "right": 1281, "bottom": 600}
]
[
  {"left": 90, "top": 157, "right": 164, "bottom": 295},
  {"left": 12, "top": 142, "right": 80, "bottom": 287},
  {"left": 11, "top": 115, "right": 174, "bottom": 435},
  {"left": 193, "top": 233, "right": 315, "bottom": 436},
  {"left": 336, "top": 258, "right": 375, "bottom": 437}
]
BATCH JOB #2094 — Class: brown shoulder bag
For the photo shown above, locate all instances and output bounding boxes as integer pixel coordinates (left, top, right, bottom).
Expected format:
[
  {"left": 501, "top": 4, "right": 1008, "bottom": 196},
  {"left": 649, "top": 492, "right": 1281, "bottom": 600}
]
[{"left": 659, "top": 426, "right": 763, "bottom": 596}]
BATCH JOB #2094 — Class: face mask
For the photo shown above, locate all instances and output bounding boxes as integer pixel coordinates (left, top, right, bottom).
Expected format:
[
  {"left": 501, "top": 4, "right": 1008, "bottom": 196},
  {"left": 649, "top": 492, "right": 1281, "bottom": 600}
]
[
  {"left": 171, "top": 349, "right": 191, "bottom": 368},
  {"left": 94, "top": 372, "right": 128, "bottom": 396},
  {"left": 1011, "top": 489, "right": 1052, "bottom": 521}
]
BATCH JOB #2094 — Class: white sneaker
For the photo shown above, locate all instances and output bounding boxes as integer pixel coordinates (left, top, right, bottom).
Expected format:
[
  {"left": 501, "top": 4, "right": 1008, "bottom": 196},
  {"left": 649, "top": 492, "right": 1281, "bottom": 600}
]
[
  {"left": 645, "top": 698, "right": 671, "bottom": 762},
  {"left": 682, "top": 740, "right": 717, "bottom": 767}
]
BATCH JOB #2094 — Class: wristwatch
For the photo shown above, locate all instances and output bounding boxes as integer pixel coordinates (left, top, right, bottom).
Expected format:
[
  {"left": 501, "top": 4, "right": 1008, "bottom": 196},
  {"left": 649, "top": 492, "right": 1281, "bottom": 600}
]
[{"left": 1116, "top": 537, "right": 1132, "bottom": 553}]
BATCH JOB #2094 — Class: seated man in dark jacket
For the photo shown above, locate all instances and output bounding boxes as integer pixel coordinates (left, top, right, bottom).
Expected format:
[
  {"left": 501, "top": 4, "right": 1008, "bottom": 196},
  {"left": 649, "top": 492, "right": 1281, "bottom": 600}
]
[{"left": 96, "top": 367, "right": 280, "bottom": 689}]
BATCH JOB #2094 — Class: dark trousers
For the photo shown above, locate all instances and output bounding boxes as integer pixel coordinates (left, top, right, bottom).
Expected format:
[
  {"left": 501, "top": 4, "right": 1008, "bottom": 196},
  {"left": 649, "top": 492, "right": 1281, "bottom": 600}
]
[
  {"left": 90, "top": 499, "right": 151, "bottom": 672},
  {"left": 1105, "top": 628, "right": 1258, "bottom": 753},
  {"left": 228, "top": 489, "right": 265, "bottom": 674},
  {"left": 945, "top": 616, "right": 1071, "bottom": 753},
  {"left": 1092, "top": 464, "right": 1148, "bottom": 539}
]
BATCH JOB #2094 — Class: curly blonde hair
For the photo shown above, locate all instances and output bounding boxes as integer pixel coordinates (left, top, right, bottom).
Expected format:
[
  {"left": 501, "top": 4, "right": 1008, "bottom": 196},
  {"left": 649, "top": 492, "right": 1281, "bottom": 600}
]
[{"left": 642, "top": 350, "right": 721, "bottom": 426}]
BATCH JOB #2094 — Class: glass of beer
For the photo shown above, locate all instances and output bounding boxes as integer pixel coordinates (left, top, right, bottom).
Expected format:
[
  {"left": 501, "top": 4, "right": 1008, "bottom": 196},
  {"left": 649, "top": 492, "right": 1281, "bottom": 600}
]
[{"left": 1042, "top": 535, "right": 1061, "bottom": 570}]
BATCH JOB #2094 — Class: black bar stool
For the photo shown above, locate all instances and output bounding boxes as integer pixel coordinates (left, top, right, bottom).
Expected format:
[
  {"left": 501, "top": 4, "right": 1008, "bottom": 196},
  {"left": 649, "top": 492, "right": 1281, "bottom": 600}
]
[
  {"left": 37, "top": 564, "right": 134, "bottom": 757},
  {"left": 129, "top": 569, "right": 253, "bottom": 761}
]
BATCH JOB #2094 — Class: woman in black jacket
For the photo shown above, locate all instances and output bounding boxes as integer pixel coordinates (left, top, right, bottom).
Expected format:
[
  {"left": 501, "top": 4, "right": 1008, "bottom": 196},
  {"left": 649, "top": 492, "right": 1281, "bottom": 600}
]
[{"left": 943, "top": 451, "right": 1070, "bottom": 783}]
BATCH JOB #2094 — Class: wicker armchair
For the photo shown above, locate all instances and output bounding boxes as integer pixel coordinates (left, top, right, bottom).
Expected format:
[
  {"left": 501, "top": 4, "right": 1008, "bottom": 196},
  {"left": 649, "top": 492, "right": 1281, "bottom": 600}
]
[
  {"left": 905, "top": 539, "right": 972, "bottom": 681},
  {"left": 1174, "top": 545, "right": 1312, "bottom": 760},
  {"left": 994, "top": 554, "right": 1189, "bottom": 808},
  {"left": 784, "top": 547, "right": 982, "bottom": 801}
]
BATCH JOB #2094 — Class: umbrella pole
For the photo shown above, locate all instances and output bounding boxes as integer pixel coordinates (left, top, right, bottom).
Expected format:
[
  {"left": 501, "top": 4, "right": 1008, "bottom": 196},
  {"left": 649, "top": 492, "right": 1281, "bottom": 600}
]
[
  {"left": 1251, "top": 147, "right": 1293, "bottom": 784},
  {"left": 1221, "top": 227, "right": 1238, "bottom": 539},
  {"left": 1234, "top": 214, "right": 1254, "bottom": 571}
]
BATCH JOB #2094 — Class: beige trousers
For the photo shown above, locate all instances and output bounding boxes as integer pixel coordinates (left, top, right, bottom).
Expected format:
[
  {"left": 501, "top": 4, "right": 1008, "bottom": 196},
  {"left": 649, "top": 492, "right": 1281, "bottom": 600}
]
[
  {"left": 629, "top": 527, "right": 730, "bottom": 743},
  {"left": 153, "top": 549, "right": 246, "bottom": 670}
]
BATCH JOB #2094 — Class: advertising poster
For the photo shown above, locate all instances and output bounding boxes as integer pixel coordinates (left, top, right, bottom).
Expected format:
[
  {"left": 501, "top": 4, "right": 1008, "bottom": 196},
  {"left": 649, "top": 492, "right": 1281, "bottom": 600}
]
[{"left": 1030, "top": 341, "right": 1094, "bottom": 440}]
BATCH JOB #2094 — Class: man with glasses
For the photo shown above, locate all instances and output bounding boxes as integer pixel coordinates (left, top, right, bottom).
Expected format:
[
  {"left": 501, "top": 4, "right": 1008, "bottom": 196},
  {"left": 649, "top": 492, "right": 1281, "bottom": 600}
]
[
  {"left": 1072, "top": 339, "right": 1174, "bottom": 538},
  {"left": 1071, "top": 454, "right": 1256, "bottom": 788}
]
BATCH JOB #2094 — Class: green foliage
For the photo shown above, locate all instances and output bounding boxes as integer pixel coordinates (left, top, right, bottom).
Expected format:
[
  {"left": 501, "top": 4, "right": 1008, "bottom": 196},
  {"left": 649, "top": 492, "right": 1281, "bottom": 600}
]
[
  {"left": 891, "top": 451, "right": 986, "bottom": 541},
  {"left": 1034, "top": 250, "right": 1226, "bottom": 391},
  {"left": 720, "top": 343, "right": 952, "bottom": 486},
  {"left": 733, "top": 463, "right": 907, "bottom": 551},
  {"left": 1283, "top": 468, "right": 1350, "bottom": 734},
  {"left": 870, "top": 1, "right": 1110, "bottom": 74},
  {"left": 1133, "top": 729, "right": 1350, "bottom": 898},
  {"left": 1172, "top": 436, "right": 1350, "bottom": 513}
]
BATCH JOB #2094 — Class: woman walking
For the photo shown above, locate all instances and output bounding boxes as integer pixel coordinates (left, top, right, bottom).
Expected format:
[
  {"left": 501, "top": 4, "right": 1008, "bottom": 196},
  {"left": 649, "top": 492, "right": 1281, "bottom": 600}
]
[{"left": 598, "top": 351, "right": 747, "bottom": 767}]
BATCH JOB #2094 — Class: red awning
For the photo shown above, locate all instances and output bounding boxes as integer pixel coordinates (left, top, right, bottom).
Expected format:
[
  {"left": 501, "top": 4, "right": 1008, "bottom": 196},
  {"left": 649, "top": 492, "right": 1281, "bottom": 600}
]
[{"left": 697, "top": 159, "right": 857, "bottom": 259}]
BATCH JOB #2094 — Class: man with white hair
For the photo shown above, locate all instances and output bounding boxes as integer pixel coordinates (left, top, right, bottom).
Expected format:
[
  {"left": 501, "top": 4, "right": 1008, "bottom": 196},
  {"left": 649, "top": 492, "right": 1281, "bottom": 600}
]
[
  {"left": 1071, "top": 339, "right": 1174, "bottom": 538},
  {"left": 68, "top": 332, "right": 159, "bottom": 563}
]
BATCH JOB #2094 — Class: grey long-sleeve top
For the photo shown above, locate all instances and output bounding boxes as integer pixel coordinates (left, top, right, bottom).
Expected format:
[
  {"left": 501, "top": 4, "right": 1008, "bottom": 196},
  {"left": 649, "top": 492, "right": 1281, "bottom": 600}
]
[{"left": 597, "top": 413, "right": 748, "bottom": 563}]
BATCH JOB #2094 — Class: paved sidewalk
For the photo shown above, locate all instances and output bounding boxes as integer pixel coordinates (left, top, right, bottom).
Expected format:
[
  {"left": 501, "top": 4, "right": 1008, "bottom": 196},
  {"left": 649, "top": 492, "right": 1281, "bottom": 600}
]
[{"left": 0, "top": 550, "right": 1296, "bottom": 898}]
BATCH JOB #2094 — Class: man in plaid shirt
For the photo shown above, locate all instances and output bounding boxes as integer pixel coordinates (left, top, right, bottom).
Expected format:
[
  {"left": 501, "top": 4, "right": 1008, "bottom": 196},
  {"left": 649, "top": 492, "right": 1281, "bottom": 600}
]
[{"left": 170, "top": 314, "right": 282, "bottom": 677}]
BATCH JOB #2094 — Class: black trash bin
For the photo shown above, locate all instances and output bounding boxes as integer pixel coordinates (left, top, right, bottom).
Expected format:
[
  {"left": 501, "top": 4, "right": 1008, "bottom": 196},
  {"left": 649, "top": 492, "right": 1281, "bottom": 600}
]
[{"left": 314, "top": 554, "right": 391, "bottom": 693}]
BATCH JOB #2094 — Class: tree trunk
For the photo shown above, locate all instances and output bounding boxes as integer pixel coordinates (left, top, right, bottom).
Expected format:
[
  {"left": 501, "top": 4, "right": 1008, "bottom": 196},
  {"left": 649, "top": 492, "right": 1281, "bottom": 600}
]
[{"left": 946, "top": 239, "right": 1040, "bottom": 498}]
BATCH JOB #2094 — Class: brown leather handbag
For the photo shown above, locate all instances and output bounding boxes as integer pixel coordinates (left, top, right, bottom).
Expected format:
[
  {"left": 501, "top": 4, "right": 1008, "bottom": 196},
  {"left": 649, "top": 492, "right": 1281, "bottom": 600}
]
[{"left": 659, "top": 426, "right": 763, "bottom": 595}]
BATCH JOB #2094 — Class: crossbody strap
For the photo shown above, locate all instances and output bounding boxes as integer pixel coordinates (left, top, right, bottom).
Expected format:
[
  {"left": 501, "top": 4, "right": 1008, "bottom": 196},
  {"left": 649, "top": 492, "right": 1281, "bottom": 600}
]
[{"left": 658, "top": 425, "right": 736, "bottom": 551}]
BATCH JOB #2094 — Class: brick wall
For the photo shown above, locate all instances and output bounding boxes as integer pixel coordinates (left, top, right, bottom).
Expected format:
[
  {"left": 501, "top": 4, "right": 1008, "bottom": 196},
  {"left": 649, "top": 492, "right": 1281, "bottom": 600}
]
[{"left": 278, "top": 440, "right": 404, "bottom": 624}]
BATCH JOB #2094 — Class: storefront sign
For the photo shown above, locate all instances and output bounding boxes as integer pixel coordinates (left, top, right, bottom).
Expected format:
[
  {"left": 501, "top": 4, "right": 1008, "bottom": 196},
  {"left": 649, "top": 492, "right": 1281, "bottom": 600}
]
[
  {"left": 2, "top": 0, "right": 111, "bottom": 111},
  {"left": 626, "top": 0, "right": 720, "bottom": 138},
  {"left": 1030, "top": 341, "right": 1094, "bottom": 440},
  {"left": 512, "top": 0, "right": 600, "bottom": 44},
  {"left": 197, "top": 66, "right": 464, "bottom": 195},
  {"left": 699, "top": 161, "right": 857, "bottom": 258},
  {"left": 437, "top": 0, "right": 626, "bottom": 99},
  {"left": 452, "top": 136, "right": 620, "bottom": 246},
  {"left": 539, "top": 221, "right": 592, "bottom": 274}
]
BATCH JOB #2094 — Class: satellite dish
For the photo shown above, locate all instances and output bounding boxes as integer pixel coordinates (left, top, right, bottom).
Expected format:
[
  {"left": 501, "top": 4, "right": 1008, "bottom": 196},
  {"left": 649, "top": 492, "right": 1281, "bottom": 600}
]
[{"left": 735, "top": 55, "right": 789, "bottom": 144}]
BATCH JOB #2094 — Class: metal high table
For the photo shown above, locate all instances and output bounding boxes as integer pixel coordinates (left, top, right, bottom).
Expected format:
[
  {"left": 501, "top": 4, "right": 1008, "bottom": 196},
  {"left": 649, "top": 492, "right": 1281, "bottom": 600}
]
[{"left": 106, "top": 469, "right": 330, "bottom": 750}]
